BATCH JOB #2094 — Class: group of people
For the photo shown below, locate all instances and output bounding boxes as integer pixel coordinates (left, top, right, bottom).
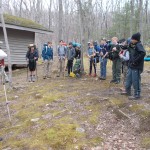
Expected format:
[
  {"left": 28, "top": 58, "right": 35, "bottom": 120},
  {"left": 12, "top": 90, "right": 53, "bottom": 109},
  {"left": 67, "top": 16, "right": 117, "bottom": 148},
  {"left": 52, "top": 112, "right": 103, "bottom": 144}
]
[
  {"left": 26, "top": 32, "right": 146, "bottom": 100},
  {"left": 26, "top": 40, "right": 82, "bottom": 81},
  {"left": 86, "top": 32, "right": 146, "bottom": 100}
]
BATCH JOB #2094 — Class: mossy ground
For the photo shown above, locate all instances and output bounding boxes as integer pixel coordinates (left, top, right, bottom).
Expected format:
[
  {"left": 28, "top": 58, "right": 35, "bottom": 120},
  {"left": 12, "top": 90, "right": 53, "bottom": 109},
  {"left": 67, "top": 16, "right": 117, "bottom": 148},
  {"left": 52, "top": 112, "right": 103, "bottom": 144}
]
[{"left": 0, "top": 57, "right": 150, "bottom": 149}]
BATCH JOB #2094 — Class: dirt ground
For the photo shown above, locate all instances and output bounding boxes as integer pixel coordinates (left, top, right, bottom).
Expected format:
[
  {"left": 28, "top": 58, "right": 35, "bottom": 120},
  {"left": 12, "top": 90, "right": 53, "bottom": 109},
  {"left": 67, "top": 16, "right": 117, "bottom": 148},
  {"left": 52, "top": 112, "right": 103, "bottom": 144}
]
[{"left": 0, "top": 58, "right": 150, "bottom": 150}]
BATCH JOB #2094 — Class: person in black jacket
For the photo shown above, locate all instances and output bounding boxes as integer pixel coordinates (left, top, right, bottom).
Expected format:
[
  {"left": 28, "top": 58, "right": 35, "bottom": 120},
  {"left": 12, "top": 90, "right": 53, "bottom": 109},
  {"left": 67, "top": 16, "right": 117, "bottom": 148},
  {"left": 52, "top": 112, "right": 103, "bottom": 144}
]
[
  {"left": 26, "top": 44, "right": 39, "bottom": 82},
  {"left": 74, "top": 46, "right": 81, "bottom": 59},
  {"left": 121, "top": 33, "right": 146, "bottom": 100}
]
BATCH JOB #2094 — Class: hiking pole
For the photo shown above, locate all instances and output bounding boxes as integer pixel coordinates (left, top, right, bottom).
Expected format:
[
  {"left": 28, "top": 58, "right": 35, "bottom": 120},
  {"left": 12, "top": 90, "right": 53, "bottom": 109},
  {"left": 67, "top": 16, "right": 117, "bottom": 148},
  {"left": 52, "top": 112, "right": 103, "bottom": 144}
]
[
  {"left": 26, "top": 63, "right": 28, "bottom": 81},
  {"left": 63, "top": 59, "right": 65, "bottom": 80},
  {"left": 35, "top": 61, "right": 38, "bottom": 81},
  {"left": 2, "top": 71, "right": 11, "bottom": 123},
  {"left": 3, "top": 82, "right": 11, "bottom": 122}
]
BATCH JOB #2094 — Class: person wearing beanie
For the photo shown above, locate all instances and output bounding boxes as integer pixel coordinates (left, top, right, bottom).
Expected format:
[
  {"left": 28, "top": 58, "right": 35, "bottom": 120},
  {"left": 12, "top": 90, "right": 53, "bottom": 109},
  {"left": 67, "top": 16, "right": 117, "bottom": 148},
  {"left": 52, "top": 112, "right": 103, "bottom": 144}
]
[
  {"left": 121, "top": 32, "right": 146, "bottom": 100},
  {"left": 66, "top": 42, "right": 75, "bottom": 76},
  {"left": 131, "top": 32, "right": 141, "bottom": 42}
]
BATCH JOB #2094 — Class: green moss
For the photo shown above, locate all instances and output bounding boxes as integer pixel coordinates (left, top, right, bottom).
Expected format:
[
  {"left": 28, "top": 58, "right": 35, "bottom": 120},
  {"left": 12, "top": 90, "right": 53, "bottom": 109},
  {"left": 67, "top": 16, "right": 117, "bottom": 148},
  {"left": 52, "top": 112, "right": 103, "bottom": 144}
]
[
  {"left": 44, "top": 124, "right": 84, "bottom": 149},
  {"left": 41, "top": 93, "right": 64, "bottom": 103},
  {"left": 2, "top": 14, "right": 52, "bottom": 32},
  {"left": 129, "top": 104, "right": 145, "bottom": 112},
  {"left": 89, "top": 137, "right": 103, "bottom": 146},
  {"left": 141, "top": 137, "right": 150, "bottom": 148},
  {"left": 110, "top": 98, "right": 125, "bottom": 108},
  {"left": 141, "top": 110, "right": 150, "bottom": 118},
  {"left": 88, "top": 111, "right": 99, "bottom": 124},
  {"left": 6, "top": 139, "right": 27, "bottom": 149}
]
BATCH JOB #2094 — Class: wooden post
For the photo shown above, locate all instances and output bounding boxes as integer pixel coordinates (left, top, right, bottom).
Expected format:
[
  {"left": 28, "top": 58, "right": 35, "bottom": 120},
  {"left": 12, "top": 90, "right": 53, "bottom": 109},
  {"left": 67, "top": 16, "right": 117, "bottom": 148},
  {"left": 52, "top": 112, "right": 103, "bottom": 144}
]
[{"left": 0, "top": 0, "right": 12, "bottom": 83}]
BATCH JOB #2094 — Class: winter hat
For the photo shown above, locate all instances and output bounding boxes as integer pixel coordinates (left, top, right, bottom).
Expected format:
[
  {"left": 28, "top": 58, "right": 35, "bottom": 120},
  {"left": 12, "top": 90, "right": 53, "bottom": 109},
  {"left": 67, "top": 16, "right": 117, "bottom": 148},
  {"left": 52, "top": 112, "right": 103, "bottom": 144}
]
[
  {"left": 69, "top": 42, "right": 73, "bottom": 45},
  {"left": 28, "top": 44, "right": 36, "bottom": 48},
  {"left": 131, "top": 32, "right": 141, "bottom": 41}
]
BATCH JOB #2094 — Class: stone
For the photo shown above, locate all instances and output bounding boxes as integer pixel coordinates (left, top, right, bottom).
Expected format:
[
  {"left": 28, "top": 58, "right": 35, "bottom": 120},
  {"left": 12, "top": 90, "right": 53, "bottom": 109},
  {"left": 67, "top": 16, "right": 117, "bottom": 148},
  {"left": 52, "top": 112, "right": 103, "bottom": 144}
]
[
  {"left": 35, "top": 94, "right": 42, "bottom": 99},
  {"left": 74, "top": 146, "right": 79, "bottom": 149},
  {"left": 31, "top": 118, "right": 40, "bottom": 122},
  {"left": 42, "top": 114, "right": 52, "bottom": 120},
  {"left": 14, "top": 95, "right": 19, "bottom": 99},
  {"left": 76, "top": 127, "right": 85, "bottom": 133},
  {"left": 2, "top": 148, "right": 11, "bottom": 150},
  {"left": 86, "top": 93, "right": 91, "bottom": 96}
]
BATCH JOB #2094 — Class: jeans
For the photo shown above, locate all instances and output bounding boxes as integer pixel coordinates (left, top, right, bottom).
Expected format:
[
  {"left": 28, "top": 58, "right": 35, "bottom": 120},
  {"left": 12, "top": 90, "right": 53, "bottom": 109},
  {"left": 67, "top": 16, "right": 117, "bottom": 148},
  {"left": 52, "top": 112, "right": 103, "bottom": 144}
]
[
  {"left": 100, "top": 58, "right": 107, "bottom": 78},
  {"left": 125, "top": 68, "right": 142, "bottom": 96}
]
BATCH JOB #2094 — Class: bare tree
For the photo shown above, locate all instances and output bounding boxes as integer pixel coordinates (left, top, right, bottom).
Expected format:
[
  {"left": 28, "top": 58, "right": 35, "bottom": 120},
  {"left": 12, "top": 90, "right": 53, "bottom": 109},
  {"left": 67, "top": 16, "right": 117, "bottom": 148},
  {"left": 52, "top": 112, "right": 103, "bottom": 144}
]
[
  {"left": 58, "top": 0, "right": 63, "bottom": 41},
  {"left": 139, "top": 0, "right": 143, "bottom": 43},
  {"left": 130, "top": 0, "right": 134, "bottom": 36}
]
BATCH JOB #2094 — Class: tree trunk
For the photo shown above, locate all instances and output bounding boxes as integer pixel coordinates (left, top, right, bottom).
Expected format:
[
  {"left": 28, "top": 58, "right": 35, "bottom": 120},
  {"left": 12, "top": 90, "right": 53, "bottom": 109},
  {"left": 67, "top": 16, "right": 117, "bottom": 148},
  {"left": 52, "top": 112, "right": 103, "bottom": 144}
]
[
  {"left": 35, "top": 0, "right": 41, "bottom": 23},
  {"left": 19, "top": 0, "right": 23, "bottom": 17},
  {"left": 139, "top": 0, "right": 143, "bottom": 43},
  {"left": 58, "top": 0, "right": 63, "bottom": 41},
  {"left": 48, "top": 0, "right": 52, "bottom": 30},
  {"left": 130, "top": 0, "right": 134, "bottom": 36},
  {"left": 77, "top": 0, "right": 84, "bottom": 73}
]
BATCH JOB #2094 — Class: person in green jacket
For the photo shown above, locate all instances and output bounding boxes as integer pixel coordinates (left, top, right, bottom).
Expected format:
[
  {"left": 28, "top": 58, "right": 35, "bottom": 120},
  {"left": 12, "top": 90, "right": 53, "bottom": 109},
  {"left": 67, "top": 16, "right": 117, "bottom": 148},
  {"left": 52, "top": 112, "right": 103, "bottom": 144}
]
[{"left": 109, "top": 37, "right": 122, "bottom": 84}]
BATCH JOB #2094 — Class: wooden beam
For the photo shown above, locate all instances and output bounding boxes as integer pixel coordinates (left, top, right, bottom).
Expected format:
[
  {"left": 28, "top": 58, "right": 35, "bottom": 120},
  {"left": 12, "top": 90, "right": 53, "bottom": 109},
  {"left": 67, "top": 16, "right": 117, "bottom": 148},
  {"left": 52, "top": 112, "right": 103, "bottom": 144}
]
[{"left": 0, "top": 0, "right": 12, "bottom": 83}]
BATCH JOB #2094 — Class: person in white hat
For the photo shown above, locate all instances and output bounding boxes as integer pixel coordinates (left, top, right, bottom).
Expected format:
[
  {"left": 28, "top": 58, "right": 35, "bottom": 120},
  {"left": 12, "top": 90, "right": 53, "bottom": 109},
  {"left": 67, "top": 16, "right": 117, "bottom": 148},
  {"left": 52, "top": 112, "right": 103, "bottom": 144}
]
[{"left": 26, "top": 44, "right": 39, "bottom": 82}]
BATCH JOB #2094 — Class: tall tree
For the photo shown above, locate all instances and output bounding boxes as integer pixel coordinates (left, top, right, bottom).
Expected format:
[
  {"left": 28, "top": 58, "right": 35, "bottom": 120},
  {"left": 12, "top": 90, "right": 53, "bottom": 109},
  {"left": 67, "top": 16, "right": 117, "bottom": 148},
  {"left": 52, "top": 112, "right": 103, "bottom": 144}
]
[
  {"left": 77, "top": 0, "right": 84, "bottom": 72},
  {"left": 58, "top": 0, "right": 63, "bottom": 41},
  {"left": 130, "top": 0, "right": 134, "bottom": 36},
  {"left": 139, "top": 0, "right": 143, "bottom": 43}
]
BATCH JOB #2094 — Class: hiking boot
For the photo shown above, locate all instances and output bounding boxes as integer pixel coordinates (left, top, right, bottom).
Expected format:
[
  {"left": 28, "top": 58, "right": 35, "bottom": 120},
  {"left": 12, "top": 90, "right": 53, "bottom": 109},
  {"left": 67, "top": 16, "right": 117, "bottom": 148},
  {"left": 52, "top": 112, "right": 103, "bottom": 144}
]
[
  {"left": 0, "top": 137, "right": 3, "bottom": 141},
  {"left": 93, "top": 74, "right": 97, "bottom": 77},
  {"left": 121, "top": 91, "right": 131, "bottom": 96},
  {"left": 47, "top": 76, "right": 51, "bottom": 78},
  {"left": 43, "top": 76, "right": 46, "bottom": 79},
  {"left": 110, "top": 79, "right": 116, "bottom": 83},
  {"left": 115, "top": 80, "right": 120, "bottom": 84},
  {"left": 99, "top": 77, "right": 103, "bottom": 80},
  {"left": 5, "top": 76, "right": 9, "bottom": 83},
  {"left": 89, "top": 74, "right": 92, "bottom": 77},
  {"left": 32, "top": 75, "right": 36, "bottom": 82},
  {"left": 128, "top": 95, "right": 141, "bottom": 100},
  {"left": 28, "top": 76, "right": 32, "bottom": 82},
  {"left": 101, "top": 77, "right": 106, "bottom": 80}
]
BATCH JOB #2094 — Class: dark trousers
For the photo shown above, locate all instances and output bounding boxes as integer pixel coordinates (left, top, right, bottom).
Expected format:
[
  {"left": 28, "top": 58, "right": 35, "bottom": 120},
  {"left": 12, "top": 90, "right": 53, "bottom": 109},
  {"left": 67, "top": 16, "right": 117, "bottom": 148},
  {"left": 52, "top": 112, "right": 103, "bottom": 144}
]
[
  {"left": 125, "top": 68, "right": 142, "bottom": 96},
  {"left": 89, "top": 59, "right": 96, "bottom": 74},
  {"left": 68, "top": 60, "right": 73, "bottom": 75},
  {"left": 112, "top": 58, "right": 121, "bottom": 81}
]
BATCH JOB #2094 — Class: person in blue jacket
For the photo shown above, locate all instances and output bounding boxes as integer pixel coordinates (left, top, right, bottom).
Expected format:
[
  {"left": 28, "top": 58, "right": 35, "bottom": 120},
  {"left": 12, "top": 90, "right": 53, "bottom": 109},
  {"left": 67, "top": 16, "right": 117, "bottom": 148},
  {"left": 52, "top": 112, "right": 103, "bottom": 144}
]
[
  {"left": 42, "top": 42, "right": 53, "bottom": 79},
  {"left": 99, "top": 38, "right": 109, "bottom": 80}
]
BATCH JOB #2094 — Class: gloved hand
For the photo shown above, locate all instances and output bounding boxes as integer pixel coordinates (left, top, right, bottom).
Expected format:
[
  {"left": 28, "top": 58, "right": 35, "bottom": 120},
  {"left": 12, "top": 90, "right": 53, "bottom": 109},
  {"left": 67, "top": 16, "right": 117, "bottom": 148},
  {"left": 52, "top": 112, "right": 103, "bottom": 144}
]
[{"left": 119, "top": 54, "right": 123, "bottom": 58}]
